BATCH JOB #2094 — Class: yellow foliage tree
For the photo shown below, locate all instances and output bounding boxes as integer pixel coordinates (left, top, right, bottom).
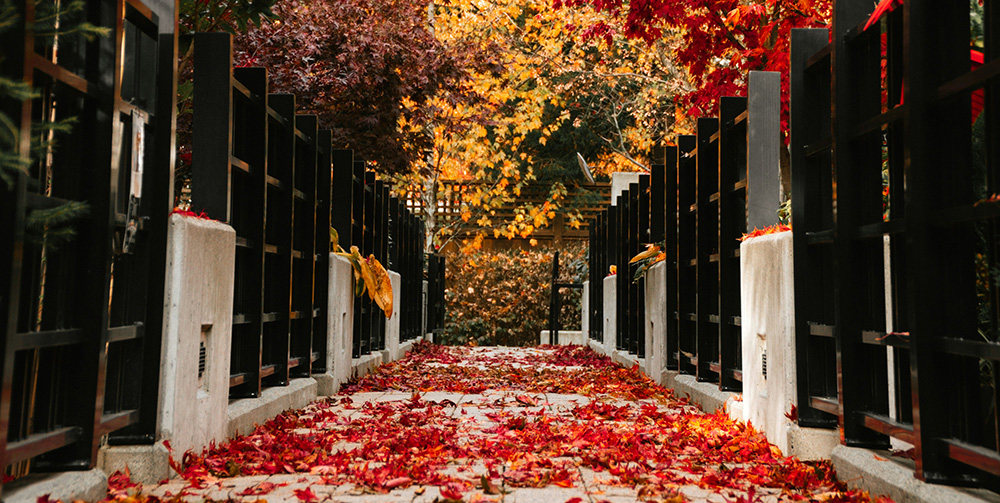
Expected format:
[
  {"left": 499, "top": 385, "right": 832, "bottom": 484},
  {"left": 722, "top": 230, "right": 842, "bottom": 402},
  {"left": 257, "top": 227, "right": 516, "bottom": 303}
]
[{"left": 391, "top": 0, "right": 691, "bottom": 253}]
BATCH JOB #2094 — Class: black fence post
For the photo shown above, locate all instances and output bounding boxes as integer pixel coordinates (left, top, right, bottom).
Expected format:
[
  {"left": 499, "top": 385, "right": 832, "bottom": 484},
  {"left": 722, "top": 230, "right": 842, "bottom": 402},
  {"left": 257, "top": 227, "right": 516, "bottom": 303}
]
[
  {"left": 191, "top": 32, "right": 233, "bottom": 222},
  {"left": 227, "top": 66, "right": 267, "bottom": 399},
  {"left": 351, "top": 160, "right": 365, "bottom": 358},
  {"left": 549, "top": 251, "right": 561, "bottom": 344},
  {"left": 677, "top": 135, "right": 697, "bottom": 375},
  {"left": 696, "top": 118, "right": 720, "bottom": 382},
  {"left": 616, "top": 193, "right": 626, "bottom": 352},
  {"left": 790, "top": 28, "right": 838, "bottom": 429},
  {"left": 263, "top": 93, "right": 295, "bottom": 387},
  {"left": 290, "top": 114, "right": 317, "bottom": 378},
  {"left": 426, "top": 253, "right": 446, "bottom": 337},
  {"left": 637, "top": 175, "right": 649, "bottom": 358},
  {"left": 312, "top": 130, "right": 332, "bottom": 373},
  {"left": 905, "top": 1, "right": 991, "bottom": 483},
  {"left": 718, "top": 95, "right": 748, "bottom": 392},
  {"left": 589, "top": 214, "right": 602, "bottom": 342},
  {"left": 331, "top": 149, "right": 354, "bottom": 250},
  {"left": 664, "top": 146, "right": 678, "bottom": 370}
]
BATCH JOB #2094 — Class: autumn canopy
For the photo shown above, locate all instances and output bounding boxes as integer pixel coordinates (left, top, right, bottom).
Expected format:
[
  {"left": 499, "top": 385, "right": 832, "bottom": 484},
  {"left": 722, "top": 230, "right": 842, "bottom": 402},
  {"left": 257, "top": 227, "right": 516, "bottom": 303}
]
[{"left": 174, "top": 0, "right": 831, "bottom": 252}]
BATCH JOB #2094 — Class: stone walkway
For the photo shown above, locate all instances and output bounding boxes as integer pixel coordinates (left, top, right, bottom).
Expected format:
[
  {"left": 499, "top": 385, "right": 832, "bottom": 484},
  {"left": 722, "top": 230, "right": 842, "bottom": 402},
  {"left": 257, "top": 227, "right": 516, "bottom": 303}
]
[{"left": 128, "top": 344, "right": 887, "bottom": 503}]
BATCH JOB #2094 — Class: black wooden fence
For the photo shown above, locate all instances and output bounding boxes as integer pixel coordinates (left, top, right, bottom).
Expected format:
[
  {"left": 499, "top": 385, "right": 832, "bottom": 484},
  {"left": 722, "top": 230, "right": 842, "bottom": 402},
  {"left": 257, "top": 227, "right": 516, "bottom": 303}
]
[
  {"left": 587, "top": 211, "right": 606, "bottom": 343},
  {"left": 426, "top": 254, "right": 447, "bottom": 338},
  {"left": 588, "top": 176, "right": 649, "bottom": 357},
  {"left": 588, "top": 99, "right": 751, "bottom": 389},
  {"left": 671, "top": 110, "right": 749, "bottom": 387},
  {"left": 790, "top": 1, "right": 1000, "bottom": 487},
  {"left": 547, "top": 251, "right": 584, "bottom": 344},
  {"left": 192, "top": 33, "right": 327, "bottom": 396},
  {"left": 0, "top": 2, "right": 439, "bottom": 488},
  {"left": 0, "top": 0, "right": 175, "bottom": 485},
  {"left": 190, "top": 33, "right": 428, "bottom": 395}
]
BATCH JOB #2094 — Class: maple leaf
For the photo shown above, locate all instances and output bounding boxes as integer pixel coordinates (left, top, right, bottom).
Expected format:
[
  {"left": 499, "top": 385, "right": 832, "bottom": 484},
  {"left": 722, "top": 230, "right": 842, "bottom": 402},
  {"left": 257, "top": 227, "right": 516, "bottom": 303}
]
[
  {"left": 740, "top": 224, "right": 792, "bottom": 242},
  {"left": 515, "top": 394, "right": 539, "bottom": 406},
  {"left": 310, "top": 465, "right": 337, "bottom": 475},
  {"left": 784, "top": 404, "right": 798, "bottom": 422},
  {"left": 293, "top": 487, "right": 319, "bottom": 502},
  {"left": 440, "top": 482, "right": 467, "bottom": 501},
  {"left": 481, "top": 475, "right": 503, "bottom": 495},
  {"left": 240, "top": 481, "right": 278, "bottom": 495}
]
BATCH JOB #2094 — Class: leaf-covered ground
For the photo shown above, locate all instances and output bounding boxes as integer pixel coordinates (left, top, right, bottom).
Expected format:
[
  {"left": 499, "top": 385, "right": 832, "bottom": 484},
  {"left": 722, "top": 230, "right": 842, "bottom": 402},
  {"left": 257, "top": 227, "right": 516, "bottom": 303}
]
[{"left": 112, "top": 343, "right": 894, "bottom": 503}]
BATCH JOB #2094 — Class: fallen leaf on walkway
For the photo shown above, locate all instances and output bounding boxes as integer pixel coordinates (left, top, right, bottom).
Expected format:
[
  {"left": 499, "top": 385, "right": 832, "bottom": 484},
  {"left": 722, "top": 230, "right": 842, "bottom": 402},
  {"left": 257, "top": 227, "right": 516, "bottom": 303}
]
[
  {"left": 385, "top": 476, "right": 412, "bottom": 489},
  {"left": 293, "top": 487, "right": 318, "bottom": 502},
  {"left": 515, "top": 394, "right": 538, "bottom": 406},
  {"left": 784, "top": 404, "right": 798, "bottom": 421},
  {"left": 239, "top": 481, "right": 277, "bottom": 495},
  {"left": 133, "top": 343, "right": 895, "bottom": 503},
  {"left": 440, "top": 482, "right": 467, "bottom": 500}
]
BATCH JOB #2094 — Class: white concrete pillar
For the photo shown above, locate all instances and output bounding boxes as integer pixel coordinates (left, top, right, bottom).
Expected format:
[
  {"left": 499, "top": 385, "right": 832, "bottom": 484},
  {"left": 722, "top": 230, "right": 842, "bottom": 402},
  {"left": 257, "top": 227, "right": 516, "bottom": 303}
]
[
  {"left": 386, "top": 270, "right": 402, "bottom": 360},
  {"left": 610, "top": 172, "right": 641, "bottom": 205},
  {"left": 740, "top": 231, "right": 837, "bottom": 459},
  {"left": 581, "top": 280, "right": 590, "bottom": 337},
  {"left": 316, "top": 254, "right": 354, "bottom": 395},
  {"left": 602, "top": 275, "right": 616, "bottom": 356},
  {"left": 100, "top": 213, "right": 235, "bottom": 482},
  {"left": 644, "top": 261, "right": 667, "bottom": 380}
]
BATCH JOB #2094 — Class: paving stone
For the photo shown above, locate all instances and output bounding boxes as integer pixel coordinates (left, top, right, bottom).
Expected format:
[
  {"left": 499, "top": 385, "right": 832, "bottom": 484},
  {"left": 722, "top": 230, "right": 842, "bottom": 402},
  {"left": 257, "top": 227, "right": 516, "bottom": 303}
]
[{"left": 119, "top": 346, "right": 892, "bottom": 503}]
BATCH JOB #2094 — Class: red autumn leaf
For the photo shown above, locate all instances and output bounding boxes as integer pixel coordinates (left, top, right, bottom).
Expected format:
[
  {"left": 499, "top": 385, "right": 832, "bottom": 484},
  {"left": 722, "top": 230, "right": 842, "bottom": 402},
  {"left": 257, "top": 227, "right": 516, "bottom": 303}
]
[
  {"left": 515, "top": 394, "right": 538, "bottom": 406},
  {"left": 784, "top": 404, "right": 798, "bottom": 422},
  {"left": 293, "top": 487, "right": 319, "bottom": 502},
  {"left": 163, "top": 343, "right": 892, "bottom": 503},
  {"left": 740, "top": 224, "right": 792, "bottom": 242},
  {"left": 107, "top": 467, "right": 139, "bottom": 491},
  {"left": 481, "top": 475, "right": 502, "bottom": 494},
  {"left": 439, "top": 482, "right": 466, "bottom": 501},
  {"left": 240, "top": 481, "right": 278, "bottom": 495},
  {"left": 384, "top": 476, "right": 412, "bottom": 489}
]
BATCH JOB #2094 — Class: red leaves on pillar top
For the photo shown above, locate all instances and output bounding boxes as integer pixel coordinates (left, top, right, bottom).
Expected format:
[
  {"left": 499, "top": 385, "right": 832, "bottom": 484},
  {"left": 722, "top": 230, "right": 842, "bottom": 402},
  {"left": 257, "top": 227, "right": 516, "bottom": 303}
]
[{"left": 739, "top": 223, "right": 791, "bottom": 242}]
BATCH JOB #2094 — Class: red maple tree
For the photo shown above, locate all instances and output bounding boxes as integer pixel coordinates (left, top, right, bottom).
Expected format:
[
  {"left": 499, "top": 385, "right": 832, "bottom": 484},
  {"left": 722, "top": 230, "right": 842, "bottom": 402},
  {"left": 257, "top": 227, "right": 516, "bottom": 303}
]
[
  {"left": 556, "top": 0, "right": 832, "bottom": 139},
  {"left": 231, "top": 0, "right": 476, "bottom": 173}
]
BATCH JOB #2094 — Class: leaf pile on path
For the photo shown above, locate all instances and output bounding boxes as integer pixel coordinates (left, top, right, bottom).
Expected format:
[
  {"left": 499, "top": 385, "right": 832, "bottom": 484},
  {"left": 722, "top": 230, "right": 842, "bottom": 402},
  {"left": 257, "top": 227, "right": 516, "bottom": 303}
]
[{"left": 108, "top": 343, "right": 895, "bottom": 503}]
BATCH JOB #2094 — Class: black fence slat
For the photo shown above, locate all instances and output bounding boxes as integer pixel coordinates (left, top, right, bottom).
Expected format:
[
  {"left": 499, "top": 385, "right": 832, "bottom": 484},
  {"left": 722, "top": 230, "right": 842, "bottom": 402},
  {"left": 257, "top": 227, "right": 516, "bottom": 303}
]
[
  {"left": 312, "top": 129, "right": 332, "bottom": 373},
  {"left": 718, "top": 97, "right": 747, "bottom": 392},
  {"left": 677, "top": 135, "right": 697, "bottom": 375},
  {"left": 228, "top": 65, "right": 267, "bottom": 399},
  {"left": 664, "top": 147, "right": 679, "bottom": 371},
  {"left": 696, "top": 119, "right": 720, "bottom": 382},
  {"left": 790, "top": 28, "right": 838, "bottom": 428}
]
